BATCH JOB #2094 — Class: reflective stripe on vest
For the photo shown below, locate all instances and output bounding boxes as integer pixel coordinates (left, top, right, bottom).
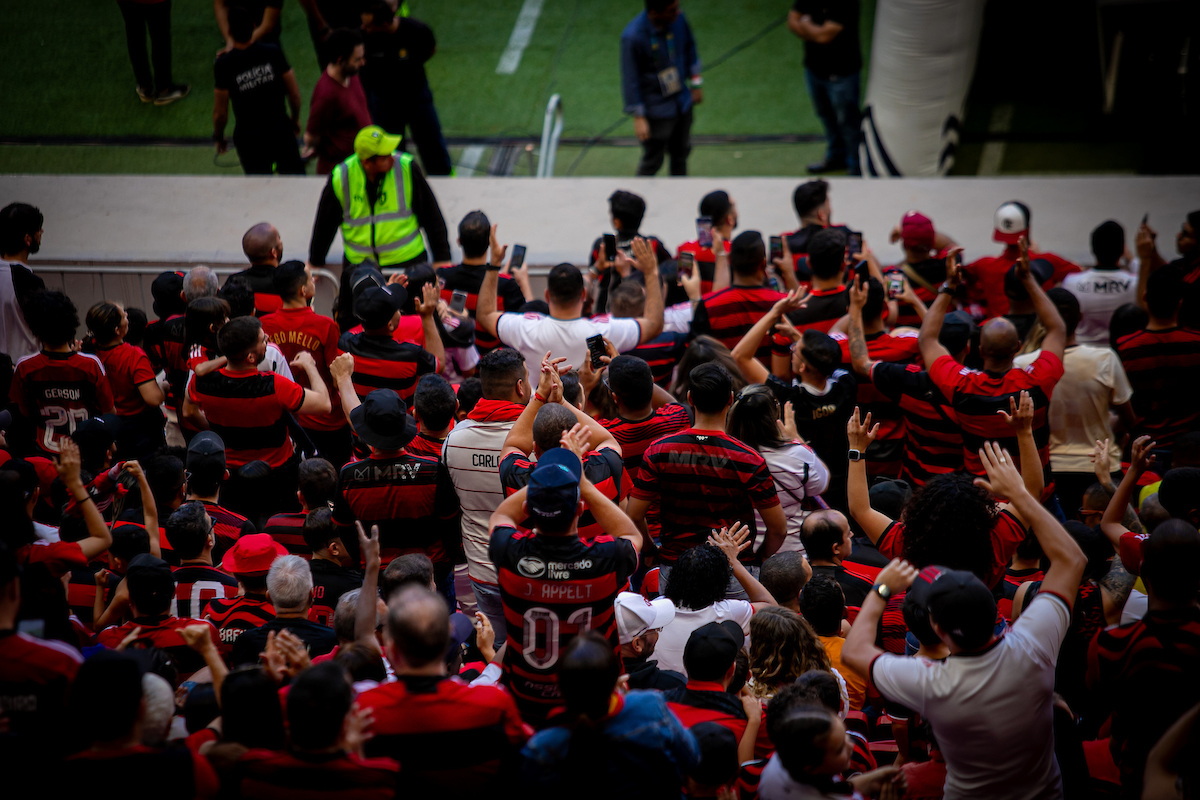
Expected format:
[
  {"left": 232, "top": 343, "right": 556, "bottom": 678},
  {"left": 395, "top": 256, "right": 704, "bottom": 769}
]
[{"left": 331, "top": 153, "right": 425, "bottom": 266}]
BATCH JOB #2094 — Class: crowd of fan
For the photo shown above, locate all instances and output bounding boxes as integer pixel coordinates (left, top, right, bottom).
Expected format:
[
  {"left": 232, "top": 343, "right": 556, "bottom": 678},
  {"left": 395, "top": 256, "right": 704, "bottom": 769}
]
[{"left": 1, "top": 188, "right": 1199, "bottom": 800}]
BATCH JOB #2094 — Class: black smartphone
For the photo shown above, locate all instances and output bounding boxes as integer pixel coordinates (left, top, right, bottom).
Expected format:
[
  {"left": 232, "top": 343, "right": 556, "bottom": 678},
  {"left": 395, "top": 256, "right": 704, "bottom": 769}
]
[
  {"left": 846, "top": 230, "right": 863, "bottom": 256},
  {"left": 1142, "top": 213, "right": 1149, "bottom": 226},
  {"left": 603, "top": 234, "right": 617, "bottom": 261},
  {"left": 450, "top": 290, "right": 467, "bottom": 314},
  {"left": 678, "top": 251, "right": 695, "bottom": 275},
  {"left": 854, "top": 260, "right": 869, "bottom": 285},
  {"left": 769, "top": 236, "right": 783, "bottom": 262},
  {"left": 586, "top": 334, "right": 606, "bottom": 369},
  {"left": 696, "top": 217, "right": 713, "bottom": 248},
  {"left": 509, "top": 244, "right": 527, "bottom": 270}
]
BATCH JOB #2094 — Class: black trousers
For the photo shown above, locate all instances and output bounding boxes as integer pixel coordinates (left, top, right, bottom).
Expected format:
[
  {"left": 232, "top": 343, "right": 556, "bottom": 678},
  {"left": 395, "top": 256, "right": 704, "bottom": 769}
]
[
  {"left": 367, "top": 90, "right": 453, "bottom": 176},
  {"left": 637, "top": 108, "right": 693, "bottom": 176},
  {"left": 303, "top": 425, "right": 353, "bottom": 470},
  {"left": 117, "top": 0, "right": 173, "bottom": 93},
  {"left": 236, "top": 129, "right": 305, "bottom": 176}
]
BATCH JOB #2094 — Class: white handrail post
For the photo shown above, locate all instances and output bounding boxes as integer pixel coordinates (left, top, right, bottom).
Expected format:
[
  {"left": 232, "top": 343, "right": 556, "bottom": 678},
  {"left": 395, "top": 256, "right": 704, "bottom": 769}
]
[{"left": 537, "top": 94, "right": 564, "bottom": 178}]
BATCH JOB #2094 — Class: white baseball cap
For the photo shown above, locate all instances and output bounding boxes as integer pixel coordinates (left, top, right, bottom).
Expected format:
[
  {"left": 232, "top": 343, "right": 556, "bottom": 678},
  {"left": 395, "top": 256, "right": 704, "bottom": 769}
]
[
  {"left": 993, "top": 201, "right": 1030, "bottom": 244},
  {"left": 615, "top": 591, "right": 676, "bottom": 645}
]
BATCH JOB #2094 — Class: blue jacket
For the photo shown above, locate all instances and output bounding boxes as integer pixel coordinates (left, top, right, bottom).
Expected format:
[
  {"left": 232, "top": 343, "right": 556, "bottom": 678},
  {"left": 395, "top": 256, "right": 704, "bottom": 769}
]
[
  {"left": 620, "top": 11, "right": 701, "bottom": 120},
  {"left": 520, "top": 691, "right": 700, "bottom": 794}
]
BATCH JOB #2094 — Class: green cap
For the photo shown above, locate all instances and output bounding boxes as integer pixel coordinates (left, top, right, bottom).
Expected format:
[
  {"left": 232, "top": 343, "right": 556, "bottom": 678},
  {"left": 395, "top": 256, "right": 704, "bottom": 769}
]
[{"left": 354, "top": 125, "right": 401, "bottom": 161}]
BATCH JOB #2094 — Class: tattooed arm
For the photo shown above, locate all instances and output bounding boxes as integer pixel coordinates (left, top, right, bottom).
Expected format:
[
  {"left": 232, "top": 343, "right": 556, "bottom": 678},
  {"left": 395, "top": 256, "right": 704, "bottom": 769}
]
[
  {"left": 1099, "top": 556, "right": 1136, "bottom": 626},
  {"left": 846, "top": 279, "right": 875, "bottom": 380}
]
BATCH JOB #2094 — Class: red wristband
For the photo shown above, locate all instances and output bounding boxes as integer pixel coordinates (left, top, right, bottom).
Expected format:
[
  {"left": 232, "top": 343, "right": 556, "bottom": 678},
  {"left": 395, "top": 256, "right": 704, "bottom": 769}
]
[{"left": 533, "top": 392, "right": 547, "bottom": 403}]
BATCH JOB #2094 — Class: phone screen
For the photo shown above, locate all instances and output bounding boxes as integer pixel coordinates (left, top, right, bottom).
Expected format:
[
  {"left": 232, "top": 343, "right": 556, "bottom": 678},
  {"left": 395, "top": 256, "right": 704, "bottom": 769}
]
[
  {"left": 603, "top": 234, "right": 617, "bottom": 261},
  {"left": 696, "top": 217, "right": 713, "bottom": 248},
  {"left": 887, "top": 275, "right": 904, "bottom": 299},
  {"left": 450, "top": 290, "right": 467, "bottom": 313},
  {"left": 586, "top": 334, "right": 606, "bottom": 368},
  {"left": 510, "top": 245, "right": 527, "bottom": 270},
  {"left": 846, "top": 231, "right": 863, "bottom": 256},
  {"left": 769, "top": 236, "right": 783, "bottom": 262},
  {"left": 678, "top": 251, "right": 695, "bottom": 275}
]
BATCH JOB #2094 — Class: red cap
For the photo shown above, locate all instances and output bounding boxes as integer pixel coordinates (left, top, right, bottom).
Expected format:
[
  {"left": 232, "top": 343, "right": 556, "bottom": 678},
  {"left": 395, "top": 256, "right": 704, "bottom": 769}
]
[
  {"left": 901, "top": 211, "right": 935, "bottom": 249},
  {"left": 26, "top": 457, "right": 58, "bottom": 500},
  {"left": 221, "top": 533, "right": 288, "bottom": 576}
]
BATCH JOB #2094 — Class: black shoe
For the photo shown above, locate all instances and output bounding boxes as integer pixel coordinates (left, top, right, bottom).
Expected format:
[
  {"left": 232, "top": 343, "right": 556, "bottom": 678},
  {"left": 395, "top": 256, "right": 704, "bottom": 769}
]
[
  {"left": 154, "top": 84, "right": 190, "bottom": 106},
  {"left": 806, "top": 158, "right": 844, "bottom": 175},
  {"left": 136, "top": 86, "right": 156, "bottom": 103}
]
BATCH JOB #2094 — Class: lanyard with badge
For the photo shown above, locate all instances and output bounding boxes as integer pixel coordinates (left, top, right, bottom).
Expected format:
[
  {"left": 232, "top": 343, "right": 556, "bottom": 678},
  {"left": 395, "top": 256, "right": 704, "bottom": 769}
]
[{"left": 650, "top": 25, "right": 683, "bottom": 97}]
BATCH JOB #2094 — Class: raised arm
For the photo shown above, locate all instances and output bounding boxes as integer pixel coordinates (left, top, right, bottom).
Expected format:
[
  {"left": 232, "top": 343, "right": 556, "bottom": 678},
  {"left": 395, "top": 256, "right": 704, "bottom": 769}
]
[
  {"left": 975, "top": 442, "right": 1085, "bottom": 602},
  {"left": 711, "top": 229, "right": 731, "bottom": 293},
  {"left": 846, "top": 278, "right": 876, "bottom": 379},
  {"left": 353, "top": 522, "right": 383, "bottom": 651},
  {"left": 918, "top": 250, "right": 960, "bottom": 368},
  {"left": 631, "top": 237, "right": 664, "bottom": 343},
  {"left": 1017, "top": 236, "right": 1066, "bottom": 362},
  {"left": 291, "top": 352, "right": 332, "bottom": 414},
  {"left": 999, "top": 391, "right": 1043, "bottom": 500},
  {"left": 731, "top": 288, "right": 806, "bottom": 384},
  {"left": 57, "top": 439, "right": 113, "bottom": 560},
  {"left": 415, "top": 282, "right": 446, "bottom": 368},
  {"left": 501, "top": 354, "right": 560, "bottom": 460},
  {"left": 1100, "top": 435, "right": 1155, "bottom": 551},
  {"left": 842, "top": 559, "right": 918, "bottom": 676},
  {"left": 475, "top": 225, "right": 508, "bottom": 337},
  {"left": 329, "top": 352, "right": 359, "bottom": 422},
  {"left": 125, "top": 461, "right": 160, "bottom": 558},
  {"left": 708, "top": 525, "right": 776, "bottom": 610},
  {"left": 847, "top": 408, "right": 892, "bottom": 543}
]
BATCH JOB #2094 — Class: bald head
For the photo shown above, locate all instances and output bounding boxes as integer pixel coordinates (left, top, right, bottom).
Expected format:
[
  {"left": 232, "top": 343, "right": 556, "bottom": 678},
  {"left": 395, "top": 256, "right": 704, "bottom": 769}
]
[
  {"left": 386, "top": 585, "right": 450, "bottom": 668},
  {"left": 242, "top": 223, "right": 281, "bottom": 264},
  {"left": 979, "top": 318, "right": 1020, "bottom": 362}
]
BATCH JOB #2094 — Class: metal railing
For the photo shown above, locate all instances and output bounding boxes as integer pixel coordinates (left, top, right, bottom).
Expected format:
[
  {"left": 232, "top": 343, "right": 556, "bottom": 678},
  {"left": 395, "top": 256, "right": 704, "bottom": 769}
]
[{"left": 537, "top": 94, "right": 564, "bottom": 178}]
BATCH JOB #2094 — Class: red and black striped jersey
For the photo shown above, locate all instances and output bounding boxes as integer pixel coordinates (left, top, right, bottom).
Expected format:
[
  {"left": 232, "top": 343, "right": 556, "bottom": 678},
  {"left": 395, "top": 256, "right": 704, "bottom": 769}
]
[
  {"left": 624, "top": 331, "right": 688, "bottom": 388},
  {"left": 1086, "top": 605, "right": 1200, "bottom": 789},
  {"left": 333, "top": 451, "right": 461, "bottom": 567},
  {"left": 356, "top": 674, "right": 529, "bottom": 792},
  {"left": 1116, "top": 327, "right": 1200, "bottom": 450},
  {"left": 263, "top": 510, "right": 310, "bottom": 557},
  {"left": 997, "top": 565, "right": 1044, "bottom": 621},
  {"left": 832, "top": 330, "right": 920, "bottom": 474},
  {"left": 181, "top": 500, "right": 256, "bottom": 567},
  {"left": 597, "top": 403, "right": 691, "bottom": 474},
  {"left": 96, "top": 615, "right": 219, "bottom": 678},
  {"left": 632, "top": 428, "right": 780, "bottom": 564},
  {"left": 877, "top": 508, "right": 1027, "bottom": 590},
  {"left": 232, "top": 749, "right": 399, "bottom": 799},
  {"left": 690, "top": 285, "right": 787, "bottom": 363},
  {"left": 772, "top": 285, "right": 850, "bottom": 354},
  {"left": 228, "top": 265, "right": 284, "bottom": 317},
  {"left": 205, "top": 594, "right": 275, "bottom": 649},
  {"left": 0, "top": 629, "right": 82, "bottom": 741},
  {"left": 490, "top": 525, "right": 637, "bottom": 722},
  {"left": 499, "top": 447, "right": 624, "bottom": 540},
  {"left": 261, "top": 306, "right": 346, "bottom": 432},
  {"left": 675, "top": 239, "right": 730, "bottom": 296},
  {"left": 811, "top": 563, "right": 874, "bottom": 609},
  {"left": 94, "top": 342, "right": 158, "bottom": 417},
  {"left": 16, "top": 540, "right": 87, "bottom": 577},
  {"left": 171, "top": 564, "right": 239, "bottom": 619},
  {"left": 187, "top": 368, "right": 305, "bottom": 468},
  {"left": 63, "top": 744, "right": 219, "bottom": 797},
  {"left": 927, "top": 351, "right": 1062, "bottom": 476},
  {"left": 10, "top": 350, "right": 115, "bottom": 455},
  {"left": 337, "top": 331, "right": 438, "bottom": 406},
  {"left": 869, "top": 362, "right": 963, "bottom": 486},
  {"left": 438, "top": 262, "right": 527, "bottom": 352},
  {"left": 665, "top": 679, "right": 749, "bottom": 740},
  {"left": 308, "top": 558, "right": 363, "bottom": 627},
  {"left": 144, "top": 312, "right": 186, "bottom": 384},
  {"left": 407, "top": 431, "right": 448, "bottom": 460}
]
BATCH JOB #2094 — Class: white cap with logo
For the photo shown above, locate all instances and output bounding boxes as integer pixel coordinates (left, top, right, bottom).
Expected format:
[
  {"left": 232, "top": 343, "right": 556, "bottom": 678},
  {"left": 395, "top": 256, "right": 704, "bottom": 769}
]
[
  {"left": 993, "top": 201, "right": 1030, "bottom": 244},
  {"left": 615, "top": 591, "right": 676, "bottom": 645}
]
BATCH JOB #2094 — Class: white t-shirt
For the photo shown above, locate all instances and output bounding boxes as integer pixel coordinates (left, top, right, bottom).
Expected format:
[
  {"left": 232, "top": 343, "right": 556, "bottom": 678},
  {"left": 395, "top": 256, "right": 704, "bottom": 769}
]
[
  {"left": 1062, "top": 268, "right": 1136, "bottom": 346},
  {"left": 1014, "top": 345, "right": 1132, "bottom": 473},
  {"left": 755, "top": 441, "right": 830, "bottom": 555},
  {"left": 870, "top": 593, "right": 1071, "bottom": 800},
  {"left": 654, "top": 598, "right": 754, "bottom": 677},
  {"left": 496, "top": 312, "right": 642, "bottom": 387},
  {"left": 664, "top": 302, "right": 693, "bottom": 335}
]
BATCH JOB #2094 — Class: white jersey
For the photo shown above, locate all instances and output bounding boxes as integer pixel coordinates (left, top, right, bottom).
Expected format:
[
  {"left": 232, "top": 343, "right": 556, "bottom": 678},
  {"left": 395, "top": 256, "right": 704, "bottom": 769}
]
[{"left": 0, "top": 262, "right": 38, "bottom": 361}]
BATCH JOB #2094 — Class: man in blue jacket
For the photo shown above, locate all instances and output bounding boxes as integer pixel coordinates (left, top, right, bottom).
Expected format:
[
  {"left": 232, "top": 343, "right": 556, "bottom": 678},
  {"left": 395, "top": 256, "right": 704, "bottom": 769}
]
[{"left": 620, "top": 0, "right": 703, "bottom": 176}]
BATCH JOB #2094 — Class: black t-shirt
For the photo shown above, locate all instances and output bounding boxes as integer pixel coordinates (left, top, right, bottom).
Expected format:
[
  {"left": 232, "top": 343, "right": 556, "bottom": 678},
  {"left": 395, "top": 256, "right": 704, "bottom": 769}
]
[
  {"left": 791, "top": 0, "right": 862, "bottom": 79},
  {"left": 309, "top": 558, "right": 364, "bottom": 627},
  {"left": 766, "top": 370, "right": 857, "bottom": 478},
  {"left": 225, "top": 0, "right": 283, "bottom": 43},
  {"left": 231, "top": 617, "right": 338, "bottom": 666},
  {"left": 214, "top": 42, "right": 292, "bottom": 138},
  {"left": 361, "top": 18, "right": 437, "bottom": 100}
]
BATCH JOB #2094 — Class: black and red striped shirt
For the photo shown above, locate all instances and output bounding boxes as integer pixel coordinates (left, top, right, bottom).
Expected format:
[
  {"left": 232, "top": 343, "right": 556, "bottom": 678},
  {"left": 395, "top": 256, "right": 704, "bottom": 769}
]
[
  {"left": 690, "top": 285, "right": 787, "bottom": 363},
  {"left": 997, "top": 565, "right": 1044, "bottom": 621},
  {"left": 333, "top": 451, "right": 460, "bottom": 567},
  {"left": 0, "top": 629, "right": 82, "bottom": 742},
  {"left": 356, "top": 674, "right": 529, "bottom": 791},
  {"left": 407, "top": 431, "right": 448, "bottom": 460},
  {"left": 438, "top": 262, "right": 527, "bottom": 353},
  {"left": 597, "top": 403, "right": 692, "bottom": 474},
  {"left": 163, "top": 500, "right": 255, "bottom": 567},
  {"left": 832, "top": 330, "right": 920, "bottom": 476},
  {"left": 490, "top": 524, "right": 637, "bottom": 723},
  {"left": 877, "top": 508, "right": 1027, "bottom": 590},
  {"left": 665, "top": 679, "right": 749, "bottom": 740},
  {"left": 337, "top": 331, "right": 438, "bottom": 407},
  {"left": 205, "top": 594, "right": 275, "bottom": 649},
  {"left": 927, "top": 350, "right": 1062, "bottom": 476},
  {"left": 171, "top": 564, "right": 239, "bottom": 619},
  {"left": 1116, "top": 326, "right": 1200, "bottom": 450},
  {"left": 232, "top": 749, "right": 398, "bottom": 800},
  {"left": 499, "top": 447, "right": 624, "bottom": 540},
  {"left": 144, "top": 313, "right": 187, "bottom": 407},
  {"left": 187, "top": 368, "right": 305, "bottom": 468},
  {"left": 228, "top": 265, "right": 284, "bottom": 317},
  {"left": 308, "top": 558, "right": 363, "bottom": 627},
  {"left": 96, "top": 615, "right": 219, "bottom": 678},
  {"left": 263, "top": 510, "right": 310, "bottom": 557},
  {"left": 261, "top": 306, "right": 346, "bottom": 432},
  {"left": 632, "top": 428, "right": 779, "bottom": 564},
  {"left": 10, "top": 350, "right": 115, "bottom": 455},
  {"left": 624, "top": 331, "right": 688, "bottom": 388},
  {"left": 675, "top": 239, "right": 731, "bottom": 295},
  {"left": 869, "top": 362, "right": 964, "bottom": 486}
]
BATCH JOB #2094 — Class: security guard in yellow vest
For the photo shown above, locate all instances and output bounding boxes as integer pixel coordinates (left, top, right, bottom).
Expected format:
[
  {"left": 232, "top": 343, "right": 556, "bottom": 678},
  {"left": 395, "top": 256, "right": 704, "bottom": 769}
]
[{"left": 309, "top": 125, "right": 451, "bottom": 330}]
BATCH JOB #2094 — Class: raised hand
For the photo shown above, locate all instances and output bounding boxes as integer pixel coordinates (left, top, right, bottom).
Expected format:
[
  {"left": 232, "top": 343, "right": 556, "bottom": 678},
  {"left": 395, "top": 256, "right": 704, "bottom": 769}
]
[
  {"left": 473, "top": 612, "right": 496, "bottom": 662},
  {"left": 342, "top": 703, "right": 376, "bottom": 757},
  {"left": 847, "top": 407, "right": 879, "bottom": 451},
  {"left": 707, "top": 523, "right": 751, "bottom": 565},
  {"left": 974, "top": 441, "right": 1026, "bottom": 501},
  {"left": 998, "top": 390, "right": 1034, "bottom": 433},
  {"left": 848, "top": 275, "right": 867, "bottom": 313},
  {"left": 489, "top": 224, "right": 507, "bottom": 267},
  {"left": 631, "top": 236, "right": 659, "bottom": 275},
  {"left": 1130, "top": 435, "right": 1157, "bottom": 476},
  {"left": 329, "top": 352, "right": 354, "bottom": 385},
  {"left": 874, "top": 559, "right": 918, "bottom": 595},
  {"left": 55, "top": 437, "right": 83, "bottom": 487},
  {"left": 356, "top": 521, "right": 381, "bottom": 573},
  {"left": 1091, "top": 438, "right": 1114, "bottom": 489},
  {"left": 560, "top": 423, "right": 591, "bottom": 461},
  {"left": 290, "top": 351, "right": 316, "bottom": 371},
  {"left": 178, "top": 624, "right": 216, "bottom": 653},
  {"left": 1016, "top": 235, "right": 1032, "bottom": 281},
  {"left": 943, "top": 247, "right": 965, "bottom": 289},
  {"left": 777, "top": 401, "right": 801, "bottom": 442},
  {"left": 416, "top": 282, "right": 440, "bottom": 317},
  {"left": 773, "top": 287, "right": 808, "bottom": 317}
]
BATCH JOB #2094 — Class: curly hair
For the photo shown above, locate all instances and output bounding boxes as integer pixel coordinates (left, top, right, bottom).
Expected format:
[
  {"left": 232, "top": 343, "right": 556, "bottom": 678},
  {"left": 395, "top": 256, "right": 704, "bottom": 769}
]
[
  {"left": 899, "top": 472, "right": 997, "bottom": 580},
  {"left": 663, "top": 544, "right": 732, "bottom": 611},
  {"left": 748, "top": 607, "right": 830, "bottom": 698}
]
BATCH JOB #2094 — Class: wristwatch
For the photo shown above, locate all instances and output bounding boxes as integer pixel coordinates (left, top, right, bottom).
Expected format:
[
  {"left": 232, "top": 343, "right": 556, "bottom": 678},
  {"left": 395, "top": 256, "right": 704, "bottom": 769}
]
[
  {"left": 848, "top": 449, "right": 864, "bottom": 462},
  {"left": 872, "top": 583, "right": 892, "bottom": 601},
  {"left": 937, "top": 283, "right": 957, "bottom": 296},
  {"left": 485, "top": 263, "right": 502, "bottom": 271}
]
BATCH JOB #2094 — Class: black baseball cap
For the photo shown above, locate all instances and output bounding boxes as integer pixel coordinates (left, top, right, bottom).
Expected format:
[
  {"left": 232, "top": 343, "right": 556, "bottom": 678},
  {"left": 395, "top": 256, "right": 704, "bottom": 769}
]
[
  {"left": 350, "top": 263, "right": 386, "bottom": 299},
  {"left": 187, "top": 431, "right": 226, "bottom": 476},
  {"left": 355, "top": 285, "right": 407, "bottom": 330},
  {"left": 923, "top": 567, "right": 997, "bottom": 650},
  {"left": 151, "top": 271, "right": 185, "bottom": 318},
  {"left": 526, "top": 448, "right": 582, "bottom": 526},
  {"left": 125, "top": 553, "right": 175, "bottom": 608},
  {"left": 939, "top": 311, "right": 975, "bottom": 356},
  {"left": 350, "top": 389, "right": 418, "bottom": 451},
  {"left": 902, "top": 565, "right": 948, "bottom": 648},
  {"left": 0, "top": 409, "right": 12, "bottom": 431},
  {"left": 683, "top": 620, "right": 744, "bottom": 679},
  {"left": 72, "top": 417, "right": 115, "bottom": 453},
  {"left": 447, "top": 611, "right": 475, "bottom": 658},
  {"left": 869, "top": 479, "right": 911, "bottom": 521}
]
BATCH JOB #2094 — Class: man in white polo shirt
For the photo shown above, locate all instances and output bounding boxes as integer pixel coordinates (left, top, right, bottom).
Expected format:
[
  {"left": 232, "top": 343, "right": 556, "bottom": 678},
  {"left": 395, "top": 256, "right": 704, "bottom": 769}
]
[
  {"left": 842, "top": 442, "right": 1086, "bottom": 800},
  {"left": 476, "top": 232, "right": 665, "bottom": 387}
]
